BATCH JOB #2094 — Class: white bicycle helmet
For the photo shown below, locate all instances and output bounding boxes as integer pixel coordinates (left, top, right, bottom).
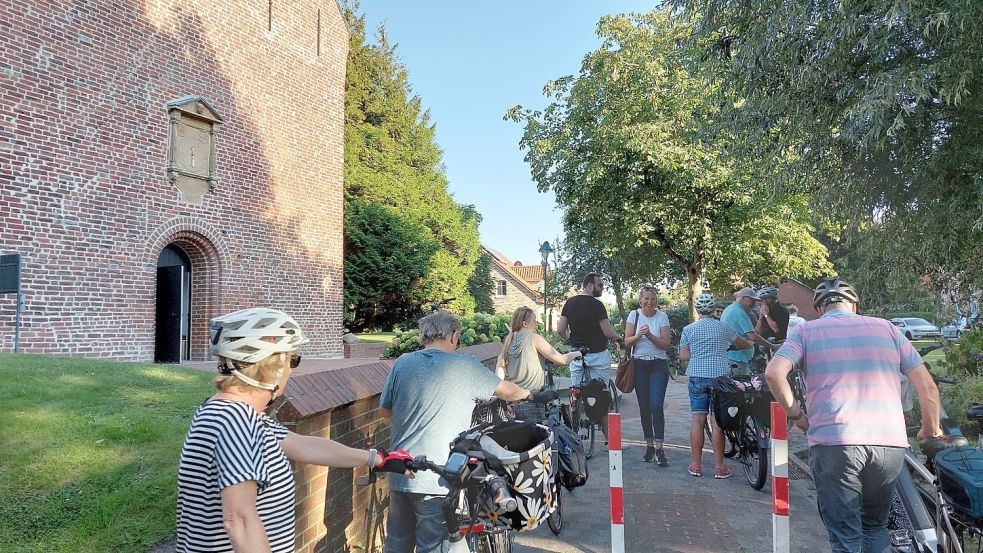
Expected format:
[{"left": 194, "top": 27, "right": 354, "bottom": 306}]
[
  {"left": 758, "top": 286, "right": 779, "bottom": 300},
  {"left": 695, "top": 293, "right": 716, "bottom": 315},
  {"left": 209, "top": 308, "right": 307, "bottom": 392}
]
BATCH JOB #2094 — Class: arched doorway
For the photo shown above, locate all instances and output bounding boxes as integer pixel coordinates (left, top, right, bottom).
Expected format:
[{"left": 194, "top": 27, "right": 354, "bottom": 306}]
[{"left": 155, "top": 244, "right": 192, "bottom": 363}]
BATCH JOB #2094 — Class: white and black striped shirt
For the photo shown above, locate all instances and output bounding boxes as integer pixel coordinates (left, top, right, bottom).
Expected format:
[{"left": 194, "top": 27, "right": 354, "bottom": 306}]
[{"left": 176, "top": 399, "right": 295, "bottom": 552}]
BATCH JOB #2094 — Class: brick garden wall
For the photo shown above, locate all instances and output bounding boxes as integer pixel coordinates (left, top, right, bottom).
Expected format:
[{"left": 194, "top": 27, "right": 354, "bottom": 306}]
[
  {"left": 0, "top": 1, "right": 348, "bottom": 359},
  {"left": 279, "top": 343, "right": 502, "bottom": 553}
]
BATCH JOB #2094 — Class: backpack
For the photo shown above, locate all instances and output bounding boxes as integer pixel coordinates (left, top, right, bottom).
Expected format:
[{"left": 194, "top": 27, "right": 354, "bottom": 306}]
[{"left": 551, "top": 423, "right": 589, "bottom": 490}]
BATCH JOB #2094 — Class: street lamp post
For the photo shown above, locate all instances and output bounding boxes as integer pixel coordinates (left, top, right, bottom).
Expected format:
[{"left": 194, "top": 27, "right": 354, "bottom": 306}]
[{"left": 539, "top": 241, "right": 555, "bottom": 331}]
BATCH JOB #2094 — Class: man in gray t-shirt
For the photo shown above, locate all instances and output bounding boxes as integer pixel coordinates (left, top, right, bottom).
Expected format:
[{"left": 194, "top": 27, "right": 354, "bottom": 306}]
[{"left": 380, "top": 311, "right": 537, "bottom": 553}]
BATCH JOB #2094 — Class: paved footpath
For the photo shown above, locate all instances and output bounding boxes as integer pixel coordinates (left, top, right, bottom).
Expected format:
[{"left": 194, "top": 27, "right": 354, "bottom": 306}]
[{"left": 513, "top": 375, "right": 832, "bottom": 553}]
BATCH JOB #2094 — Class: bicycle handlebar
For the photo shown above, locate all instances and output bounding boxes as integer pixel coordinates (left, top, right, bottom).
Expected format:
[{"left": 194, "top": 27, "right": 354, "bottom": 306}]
[
  {"left": 931, "top": 372, "right": 958, "bottom": 386},
  {"left": 403, "top": 454, "right": 518, "bottom": 539}
]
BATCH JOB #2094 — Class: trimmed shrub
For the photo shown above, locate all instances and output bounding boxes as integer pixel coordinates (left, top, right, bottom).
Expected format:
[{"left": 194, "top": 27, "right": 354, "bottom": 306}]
[{"left": 382, "top": 312, "right": 512, "bottom": 358}]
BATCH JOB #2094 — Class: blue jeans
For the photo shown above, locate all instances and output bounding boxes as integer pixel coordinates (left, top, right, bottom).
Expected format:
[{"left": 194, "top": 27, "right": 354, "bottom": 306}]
[
  {"left": 688, "top": 376, "right": 715, "bottom": 414},
  {"left": 383, "top": 491, "right": 469, "bottom": 553},
  {"left": 633, "top": 358, "right": 669, "bottom": 441},
  {"left": 810, "top": 445, "right": 906, "bottom": 553}
]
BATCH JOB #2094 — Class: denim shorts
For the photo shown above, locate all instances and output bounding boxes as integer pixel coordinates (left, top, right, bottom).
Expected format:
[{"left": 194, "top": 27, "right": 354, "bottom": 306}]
[{"left": 688, "top": 376, "right": 715, "bottom": 414}]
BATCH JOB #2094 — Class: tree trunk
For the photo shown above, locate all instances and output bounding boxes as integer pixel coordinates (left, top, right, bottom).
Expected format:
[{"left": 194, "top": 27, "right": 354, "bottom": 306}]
[
  {"left": 686, "top": 267, "right": 703, "bottom": 322},
  {"left": 611, "top": 274, "right": 627, "bottom": 328}
]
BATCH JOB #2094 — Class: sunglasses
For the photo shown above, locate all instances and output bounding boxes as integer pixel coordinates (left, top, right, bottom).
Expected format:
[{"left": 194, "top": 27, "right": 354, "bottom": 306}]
[{"left": 291, "top": 354, "right": 302, "bottom": 369}]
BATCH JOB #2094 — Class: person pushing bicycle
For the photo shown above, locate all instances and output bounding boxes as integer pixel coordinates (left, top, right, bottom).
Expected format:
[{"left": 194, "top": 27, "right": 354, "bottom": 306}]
[
  {"left": 765, "top": 277, "right": 943, "bottom": 553},
  {"left": 556, "top": 273, "right": 622, "bottom": 444}
]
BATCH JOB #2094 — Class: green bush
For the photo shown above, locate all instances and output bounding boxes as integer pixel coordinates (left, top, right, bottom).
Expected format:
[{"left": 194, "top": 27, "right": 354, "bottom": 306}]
[
  {"left": 665, "top": 306, "right": 691, "bottom": 335},
  {"left": 941, "top": 329, "right": 983, "bottom": 378},
  {"left": 940, "top": 371, "right": 983, "bottom": 435},
  {"left": 382, "top": 312, "right": 512, "bottom": 358}
]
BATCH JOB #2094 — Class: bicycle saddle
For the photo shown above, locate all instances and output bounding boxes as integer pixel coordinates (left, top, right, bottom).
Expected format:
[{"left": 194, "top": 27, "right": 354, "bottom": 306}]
[
  {"left": 967, "top": 403, "right": 983, "bottom": 423},
  {"left": 920, "top": 435, "right": 970, "bottom": 461}
]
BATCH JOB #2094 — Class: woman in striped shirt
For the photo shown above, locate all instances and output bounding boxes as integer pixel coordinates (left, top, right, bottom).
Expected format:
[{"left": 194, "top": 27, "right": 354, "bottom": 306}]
[{"left": 177, "top": 308, "right": 411, "bottom": 553}]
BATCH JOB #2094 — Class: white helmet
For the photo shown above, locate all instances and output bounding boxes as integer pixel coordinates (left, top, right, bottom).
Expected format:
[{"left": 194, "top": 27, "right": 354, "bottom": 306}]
[
  {"left": 209, "top": 308, "right": 307, "bottom": 392},
  {"left": 695, "top": 293, "right": 716, "bottom": 315}
]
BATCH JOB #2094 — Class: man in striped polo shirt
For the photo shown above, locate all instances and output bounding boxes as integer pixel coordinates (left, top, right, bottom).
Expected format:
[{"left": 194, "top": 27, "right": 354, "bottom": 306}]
[
  {"left": 766, "top": 277, "right": 943, "bottom": 553},
  {"left": 680, "top": 293, "right": 752, "bottom": 478}
]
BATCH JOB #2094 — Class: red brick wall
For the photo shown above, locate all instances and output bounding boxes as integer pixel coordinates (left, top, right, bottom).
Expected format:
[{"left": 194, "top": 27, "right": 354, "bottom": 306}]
[
  {"left": 0, "top": 1, "right": 348, "bottom": 359},
  {"left": 779, "top": 279, "right": 820, "bottom": 321}
]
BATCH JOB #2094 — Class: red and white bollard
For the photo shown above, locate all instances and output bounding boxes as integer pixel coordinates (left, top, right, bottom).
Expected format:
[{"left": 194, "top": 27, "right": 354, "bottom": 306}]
[
  {"left": 771, "top": 402, "right": 790, "bottom": 553},
  {"left": 608, "top": 412, "right": 625, "bottom": 553}
]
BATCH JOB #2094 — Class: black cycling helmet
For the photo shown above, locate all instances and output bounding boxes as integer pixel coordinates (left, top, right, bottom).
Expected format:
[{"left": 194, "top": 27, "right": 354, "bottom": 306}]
[
  {"left": 758, "top": 286, "right": 779, "bottom": 300},
  {"left": 812, "top": 276, "right": 860, "bottom": 310}
]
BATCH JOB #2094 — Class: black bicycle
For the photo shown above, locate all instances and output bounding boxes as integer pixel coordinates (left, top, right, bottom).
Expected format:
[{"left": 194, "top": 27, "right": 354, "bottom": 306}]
[
  {"left": 359, "top": 449, "right": 519, "bottom": 552},
  {"left": 886, "top": 342, "right": 983, "bottom": 553},
  {"left": 715, "top": 375, "right": 771, "bottom": 490},
  {"left": 569, "top": 347, "right": 619, "bottom": 459},
  {"left": 541, "top": 362, "right": 573, "bottom": 535}
]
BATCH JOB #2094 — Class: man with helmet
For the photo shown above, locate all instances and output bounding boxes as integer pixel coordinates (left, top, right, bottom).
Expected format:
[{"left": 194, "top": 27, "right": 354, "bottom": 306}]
[
  {"left": 765, "top": 277, "right": 943, "bottom": 553},
  {"left": 680, "top": 293, "right": 753, "bottom": 478},
  {"left": 380, "top": 310, "right": 553, "bottom": 553},
  {"left": 755, "top": 285, "right": 790, "bottom": 342},
  {"left": 176, "top": 308, "right": 412, "bottom": 553}
]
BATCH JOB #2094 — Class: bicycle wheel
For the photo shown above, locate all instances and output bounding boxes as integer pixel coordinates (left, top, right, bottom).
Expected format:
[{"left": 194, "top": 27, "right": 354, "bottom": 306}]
[
  {"left": 609, "top": 380, "right": 621, "bottom": 414},
  {"left": 708, "top": 416, "right": 738, "bottom": 458},
  {"left": 740, "top": 416, "right": 768, "bottom": 490},
  {"left": 574, "top": 395, "right": 595, "bottom": 459},
  {"left": 548, "top": 478, "right": 562, "bottom": 535}
]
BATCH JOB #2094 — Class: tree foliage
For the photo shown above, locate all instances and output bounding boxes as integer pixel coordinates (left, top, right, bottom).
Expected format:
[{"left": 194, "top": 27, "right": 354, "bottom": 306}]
[
  {"left": 673, "top": 0, "right": 983, "bottom": 307},
  {"left": 342, "top": 2, "right": 483, "bottom": 329},
  {"left": 344, "top": 201, "right": 438, "bottom": 330},
  {"left": 508, "top": 11, "right": 831, "bottom": 320},
  {"left": 467, "top": 250, "right": 495, "bottom": 314}
]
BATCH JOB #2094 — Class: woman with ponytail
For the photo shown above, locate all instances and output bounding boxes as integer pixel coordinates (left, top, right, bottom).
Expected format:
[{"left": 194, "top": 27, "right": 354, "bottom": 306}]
[{"left": 496, "top": 306, "right": 582, "bottom": 391}]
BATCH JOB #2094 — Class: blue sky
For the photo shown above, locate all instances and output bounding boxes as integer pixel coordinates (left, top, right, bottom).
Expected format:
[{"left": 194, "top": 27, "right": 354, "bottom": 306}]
[{"left": 361, "top": 1, "right": 657, "bottom": 265}]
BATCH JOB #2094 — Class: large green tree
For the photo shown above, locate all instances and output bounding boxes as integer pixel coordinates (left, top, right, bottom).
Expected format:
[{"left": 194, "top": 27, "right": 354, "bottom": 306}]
[
  {"left": 674, "top": 0, "right": 983, "bottom": 307},
  {"left": 344, "top": 201, "right": 439, "bottom": 330},
  {"left": 508, "top": 11, "right": 830, "bottom": 320},
  {"left": 342, "top": 3, "right": 483, "bottom": 328}
]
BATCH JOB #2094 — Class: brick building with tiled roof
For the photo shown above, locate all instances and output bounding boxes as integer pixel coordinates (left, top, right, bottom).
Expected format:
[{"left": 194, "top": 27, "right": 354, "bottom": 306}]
[{"left": 483, "top": 246, "right": 570, "bottom": 323}]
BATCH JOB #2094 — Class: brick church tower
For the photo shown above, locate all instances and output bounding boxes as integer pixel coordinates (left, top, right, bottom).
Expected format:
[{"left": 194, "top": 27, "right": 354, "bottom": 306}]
[{"left": 0, "top": 1, "right": 349, "bottom": 360}]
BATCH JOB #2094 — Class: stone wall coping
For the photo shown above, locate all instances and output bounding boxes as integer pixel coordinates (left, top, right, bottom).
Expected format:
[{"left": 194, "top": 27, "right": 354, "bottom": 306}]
[{"left": 279, "top": 341, "right": 503, "bottom": 421}]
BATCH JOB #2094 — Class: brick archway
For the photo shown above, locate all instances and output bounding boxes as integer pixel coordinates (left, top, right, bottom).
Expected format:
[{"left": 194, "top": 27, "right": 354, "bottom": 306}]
[{"left": 147, "top": 218, "right": 228, "bottom": 360}]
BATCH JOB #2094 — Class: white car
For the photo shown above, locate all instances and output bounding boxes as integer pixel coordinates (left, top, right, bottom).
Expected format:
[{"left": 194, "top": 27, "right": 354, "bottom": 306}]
[
  {"left": 942, "top": 316, "right": 974, "bottom": 340},
  {"left": 890, "top": 318, "right": 942, "bottom": 340}
]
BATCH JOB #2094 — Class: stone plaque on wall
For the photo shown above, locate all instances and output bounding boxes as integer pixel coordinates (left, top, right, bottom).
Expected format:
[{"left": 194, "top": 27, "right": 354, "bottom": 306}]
[{"left": 165, "top": 96, "right": 223, "bottom": 204}]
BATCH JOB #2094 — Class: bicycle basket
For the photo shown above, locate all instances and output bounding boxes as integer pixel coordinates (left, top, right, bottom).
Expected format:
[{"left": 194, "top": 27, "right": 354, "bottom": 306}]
[
  {"left": 452, "top": 420, "right": 555, "bottom": 532},
  {"left": 581, "top": 377, "right": 612, "bottom": 421}
]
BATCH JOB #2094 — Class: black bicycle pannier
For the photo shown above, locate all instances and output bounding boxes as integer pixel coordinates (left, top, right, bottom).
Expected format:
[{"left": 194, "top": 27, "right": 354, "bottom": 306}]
[
  {"left": 551, "top": 422, "right": 588, "bottom": 490},
  {"left": 713, "top": 375, "right": 772, "bottom": 431},
  {"left": 935, "top": 446, "right": 983, "bottom": 520},
  {"left": 581, "top": 377, "right": 612, "bottom": 422},
  {"left": 712, "top": 376, "right": 747, "bottom": 431}
]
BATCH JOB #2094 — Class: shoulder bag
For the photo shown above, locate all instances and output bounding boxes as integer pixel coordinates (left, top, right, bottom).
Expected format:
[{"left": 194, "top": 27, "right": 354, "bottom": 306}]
[{"left": 615, "top": 310, "right": 638, "bottom": 394}]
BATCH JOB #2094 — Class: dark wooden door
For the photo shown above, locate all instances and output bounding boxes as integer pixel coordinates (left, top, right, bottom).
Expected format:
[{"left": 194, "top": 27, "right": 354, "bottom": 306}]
[{"left": 155, "top": 266, "right": 183, "bottom": 363}]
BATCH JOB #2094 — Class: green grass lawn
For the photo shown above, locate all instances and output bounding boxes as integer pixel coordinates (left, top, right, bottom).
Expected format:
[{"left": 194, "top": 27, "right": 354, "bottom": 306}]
[
  {"left": 355, "top": 332, "right": 397, "bottom": 344},
  {"left": 911, "top": 339, "right": 946, "bottom": 369},
  {"left": 0, "top": 354, "right": 213, "bottom": 553}
]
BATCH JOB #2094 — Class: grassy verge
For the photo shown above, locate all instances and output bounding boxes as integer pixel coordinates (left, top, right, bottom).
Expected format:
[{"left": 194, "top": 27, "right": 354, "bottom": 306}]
[
  {"left": 355, "top": 332, "right": 397, "bottom": 344},
  {"left": 0, "top": 354, "right": 213, "bottom": 553}
]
